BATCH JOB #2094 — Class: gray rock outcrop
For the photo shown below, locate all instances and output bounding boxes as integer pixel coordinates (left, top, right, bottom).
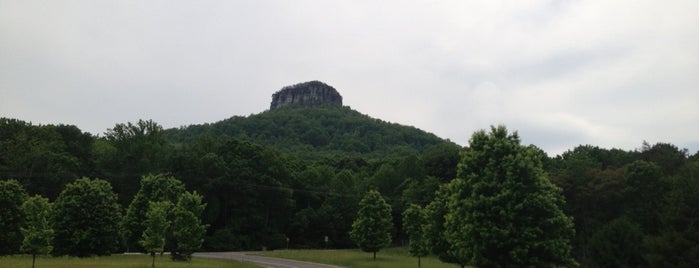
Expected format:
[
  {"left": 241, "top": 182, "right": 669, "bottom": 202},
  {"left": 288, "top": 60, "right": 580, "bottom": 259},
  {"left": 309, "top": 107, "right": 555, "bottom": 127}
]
[{"left": 270, "top": 81, "right": 343, "bottom": 110}]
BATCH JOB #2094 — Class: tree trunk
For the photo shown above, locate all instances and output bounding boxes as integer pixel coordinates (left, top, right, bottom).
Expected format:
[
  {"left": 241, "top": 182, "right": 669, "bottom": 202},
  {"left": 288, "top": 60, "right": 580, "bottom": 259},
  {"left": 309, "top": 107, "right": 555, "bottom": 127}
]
[
  {"left": 32, "top": 253, "right": 36, "bottom": 268},
  {"left": 418, "top": 256, "right": 421, "bottom": 268},
  {"left": 151, "top": 252, "right": 156, "bottom": 268},
  {"left": 373, "top": 251, "right": 376, "bottom": 260}
]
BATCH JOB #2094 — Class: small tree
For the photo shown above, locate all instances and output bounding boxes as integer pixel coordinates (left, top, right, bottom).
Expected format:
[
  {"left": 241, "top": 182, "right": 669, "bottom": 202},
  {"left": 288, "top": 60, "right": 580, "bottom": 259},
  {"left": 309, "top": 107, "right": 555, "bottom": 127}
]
[
  {"left": 140, "top": 201, "right": 172, "bottom": 268},
  {"left": 403, "top": 204, "right": 429, "bottom": 267},
  {"left": 171, "top": 191, "right": 207, "bottom": 261},
  {"left": 350, "top": 190, "right": 393, "bottom": 260},
  {"left": 21, "top": 196, "right": 53, "bottom": 268}
]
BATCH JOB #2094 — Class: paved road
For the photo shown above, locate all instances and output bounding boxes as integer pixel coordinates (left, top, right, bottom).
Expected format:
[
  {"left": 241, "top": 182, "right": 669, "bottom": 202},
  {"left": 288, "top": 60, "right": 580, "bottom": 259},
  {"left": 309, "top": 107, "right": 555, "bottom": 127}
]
[{"left": 194, "top": 252, "right": 342, "bottom": 268}]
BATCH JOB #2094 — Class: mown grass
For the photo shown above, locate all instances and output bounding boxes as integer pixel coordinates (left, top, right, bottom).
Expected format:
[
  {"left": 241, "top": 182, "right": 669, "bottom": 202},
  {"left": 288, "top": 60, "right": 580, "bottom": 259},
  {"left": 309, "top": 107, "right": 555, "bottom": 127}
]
[
  {"left": 0, "top": 254, "right": 259, "bottom": 268},
  {"left": 258, "top": 247, "right": 462, "bottom": 268}
]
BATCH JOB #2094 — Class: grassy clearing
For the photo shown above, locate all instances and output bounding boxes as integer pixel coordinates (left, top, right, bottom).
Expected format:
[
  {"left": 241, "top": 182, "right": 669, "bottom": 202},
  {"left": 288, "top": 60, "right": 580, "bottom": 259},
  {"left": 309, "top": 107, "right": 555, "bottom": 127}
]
[
  {"left": 258, "top": 247, "right": 462, "bottom": 268},
  {"left": 0, "top": 254, "right": 259, "bottom": 268}
]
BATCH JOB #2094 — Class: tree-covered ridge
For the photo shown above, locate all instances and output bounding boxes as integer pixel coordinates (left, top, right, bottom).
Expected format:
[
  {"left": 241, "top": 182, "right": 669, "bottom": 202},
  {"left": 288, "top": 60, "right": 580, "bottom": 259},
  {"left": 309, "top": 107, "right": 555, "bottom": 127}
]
[{"left": 164, "top": 105, "right": 452, "bottom": 160}]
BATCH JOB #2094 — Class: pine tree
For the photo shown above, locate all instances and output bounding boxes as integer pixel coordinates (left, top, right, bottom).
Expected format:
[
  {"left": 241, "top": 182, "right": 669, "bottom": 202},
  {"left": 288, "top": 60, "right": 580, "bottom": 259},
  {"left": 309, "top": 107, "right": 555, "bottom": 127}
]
[{"left": 350, "top": 190, "right": 393, "bottom": 260}]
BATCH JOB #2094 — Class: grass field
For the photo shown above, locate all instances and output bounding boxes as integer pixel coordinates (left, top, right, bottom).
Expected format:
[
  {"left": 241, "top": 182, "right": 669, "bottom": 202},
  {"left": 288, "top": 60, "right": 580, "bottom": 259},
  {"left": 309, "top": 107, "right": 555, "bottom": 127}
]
[
  {"left": 258, "top": 247, "right": 462, "bottom": 268},
  {"left": 0, "top": 254, "right": 259, "bottom": 268}
]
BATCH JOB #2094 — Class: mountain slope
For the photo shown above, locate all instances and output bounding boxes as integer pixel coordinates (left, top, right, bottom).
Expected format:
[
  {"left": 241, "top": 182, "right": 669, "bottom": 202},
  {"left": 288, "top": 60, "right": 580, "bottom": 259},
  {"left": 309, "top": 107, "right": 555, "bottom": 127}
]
[{"left": 164, "top": 105, "right": 456, "bottom": 159}]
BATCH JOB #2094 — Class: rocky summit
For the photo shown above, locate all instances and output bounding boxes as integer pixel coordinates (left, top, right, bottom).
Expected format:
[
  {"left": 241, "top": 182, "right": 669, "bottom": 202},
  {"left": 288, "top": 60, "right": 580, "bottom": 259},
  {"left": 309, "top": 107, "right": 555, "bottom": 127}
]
[{"left": 270, "top": 81, "right": 343, "bottom": 110}]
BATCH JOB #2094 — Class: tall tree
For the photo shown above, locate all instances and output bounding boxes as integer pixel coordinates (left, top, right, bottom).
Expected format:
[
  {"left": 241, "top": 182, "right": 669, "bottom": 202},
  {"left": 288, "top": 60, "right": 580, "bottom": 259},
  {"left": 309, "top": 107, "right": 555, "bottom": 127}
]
[
  {"left": 402, "top": 204, "right": 429, "bottom": 267},
  {"left": 171, "top": 191, "right": 207, "bottom": 261},
  {"left": 20, "top": 195, "right": 53, "bottom": 268},
  {"left": 350, "top": 189, "right": 393, "bottom": 260},
  {"left": 52, "top": 178, "right": 121, "bottom": 257},
  {"left": 0, "top": 179, "right": 29, "bottom": 254},
  {"left": 445, "top": 126, "right": 575, "bottom": 267},
  {"left": 140, "top": 201, "right": 172, "bottom": 268}
]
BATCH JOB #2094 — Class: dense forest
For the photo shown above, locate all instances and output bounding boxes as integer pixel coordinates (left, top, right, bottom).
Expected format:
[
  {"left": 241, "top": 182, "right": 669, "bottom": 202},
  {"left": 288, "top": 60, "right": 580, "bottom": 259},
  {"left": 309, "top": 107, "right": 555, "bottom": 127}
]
[{"left": 1, "top": 104, "right": 698, "bottom": 266}]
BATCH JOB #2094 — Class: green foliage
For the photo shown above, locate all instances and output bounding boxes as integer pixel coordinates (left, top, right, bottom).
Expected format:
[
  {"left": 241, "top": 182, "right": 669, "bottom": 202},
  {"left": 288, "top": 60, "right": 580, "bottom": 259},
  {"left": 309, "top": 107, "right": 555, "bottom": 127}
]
[
  {"left": 402, "top": 204, "right": 429, "bottom": 267},
  {"left": 444, "top": 126, "right": 575, "bottom": 267},
  {"left": 21, "top": 196, "right": 54, "bottom": 254},
  {"left": 52, "top": 178, "right": 121, "bottom": 257},
  {"left": 21, "top": 195, "right": 53, "bottom": 268},
  {"left": 588, "top": 217, "right": 644, "bottom": 268},
  {"left": 140, "top": 201, "right": 172, "bottom": 258},
  {"left": 0, "top": 119, "right": 90, "bottom": 200},
  {"left": 424, "top": 183, "right": 465, "bottom": 266},
  {"left": 350, "top": 190, "right": 393, "bottom": 260},
  {"left": 122, "top": 174, "right": 185, "bottom": 252},
  {"left": 171, "top": 191, "right": 207, "bottom": 261},
  {"left": 644, "top": 160, "right": 699, "bottom": 267},
  {"left": 164, "top": 106, "right": 451, "bottom": 160},
  {"left": 0, "top": 179, "right": 28, "bottom": 254},
  {"left": 100, "top": 119, "right": 168, "bottom": 205}
]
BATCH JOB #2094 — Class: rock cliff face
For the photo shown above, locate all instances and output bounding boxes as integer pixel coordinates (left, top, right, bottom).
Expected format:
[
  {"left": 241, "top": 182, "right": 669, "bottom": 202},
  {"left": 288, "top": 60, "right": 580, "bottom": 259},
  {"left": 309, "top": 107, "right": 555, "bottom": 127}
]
[{"left": 270, "top": 81, "right": 343, "bottom": 110}]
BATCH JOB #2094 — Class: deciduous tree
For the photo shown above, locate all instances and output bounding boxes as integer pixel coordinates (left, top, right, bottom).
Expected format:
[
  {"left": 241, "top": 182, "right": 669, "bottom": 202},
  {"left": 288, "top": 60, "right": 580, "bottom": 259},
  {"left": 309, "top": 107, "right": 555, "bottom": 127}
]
[
  {"left": 52, "top": 178, "right": 121, "bottom": 257},
  {"left": 350, "top": 190, "right": 393, "bottom": 260},
  {"left": 402, "top": 204, "right": 429, "bottom": 267},
  {"left": 0, "top": 179, "right": 28, "bottom": 254},
  {"left": 171, "top": 191, "right": 207, "bottom": 261},
  {"left": 21, "top": 195, "right": 53, "bottom": 268},
  {"left": 140, "top": 201, "right": 172, "bottom": 268},
  {"left": 445, "top": 126, "right": 575, "bottom": 267}
]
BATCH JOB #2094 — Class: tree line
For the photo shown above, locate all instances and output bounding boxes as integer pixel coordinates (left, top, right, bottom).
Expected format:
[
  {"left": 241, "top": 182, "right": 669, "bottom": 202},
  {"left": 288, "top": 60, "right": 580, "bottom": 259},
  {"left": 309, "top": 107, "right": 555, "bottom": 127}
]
[
  {"left": 0, "top": 174, "right": 206, "bottom": 264},
  {"left": 2, "top": 112, "right": 699, "bottom": 266}
]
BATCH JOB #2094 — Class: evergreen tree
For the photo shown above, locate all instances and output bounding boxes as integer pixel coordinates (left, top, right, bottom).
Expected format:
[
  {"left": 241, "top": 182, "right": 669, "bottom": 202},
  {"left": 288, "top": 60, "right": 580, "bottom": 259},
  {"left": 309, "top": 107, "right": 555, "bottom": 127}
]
[
  {"left": 21, "top": 195, "right": 53, "bottom": 268},
  {"left": 0, "top": 179, "right": 28, "bottom": 254},
  {"left": 445, "top": 126, "right": 575, "bottom": 267},
  {"left": 140, "top": 201, "right": 172, "bottom": 268},
  {"left": 402, "top": 204, "right": 429, "bottom": 267},
  {"left": 350, "top": 190, "right": 393, "bottom": 260},
  {"left": 52, "top": 178, "right": 121, "bottom": 257}
]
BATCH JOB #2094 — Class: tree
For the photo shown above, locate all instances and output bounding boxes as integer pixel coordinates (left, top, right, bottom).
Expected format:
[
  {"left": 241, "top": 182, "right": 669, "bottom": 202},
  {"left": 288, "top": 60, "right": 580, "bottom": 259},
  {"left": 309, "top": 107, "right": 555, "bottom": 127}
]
[
  {"left": 52, "top": 178, "right": 121, "bottom": 257},
  {"left": 20, "top": 195, "right": 53, "bottom": 268},
  {"left": 0, "top": 179, "right": 28, "bottom": 254},
  {"left": 445, "top": 126, "right": 575, "bottom": 267},
  {"left": 350, "top": 190, "right": 393, "bottom": 260},
  {"left": 140, "top": 201, "right": 172, "bottom": 268},
  {"left": 644, "top": 160, "right": 699, "bottom": 267},
  {"left": 424, "top": 183, "right": 468, "bottom": 267},
  {"left": 122, "top": 174, "right": 185, "bottom": 252},
  {"left": 402, "top": 204, "right": 429, "bottom": 267},
  {"left": 588, "top": 217, "right": 644, "bottom": 268},
  {"left": 171, "top": 191, "right": 207, "bottom": 261}
]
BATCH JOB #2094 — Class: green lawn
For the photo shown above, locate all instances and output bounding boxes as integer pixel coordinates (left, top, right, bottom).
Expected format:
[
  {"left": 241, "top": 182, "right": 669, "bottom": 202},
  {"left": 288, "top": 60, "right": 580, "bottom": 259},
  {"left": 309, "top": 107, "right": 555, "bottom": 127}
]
[
  {"left": 258, "top": 247, "right": 462, "bottom": 268},
  {"left": 0, "top": 254, "right": 259, "bottom": 268}
]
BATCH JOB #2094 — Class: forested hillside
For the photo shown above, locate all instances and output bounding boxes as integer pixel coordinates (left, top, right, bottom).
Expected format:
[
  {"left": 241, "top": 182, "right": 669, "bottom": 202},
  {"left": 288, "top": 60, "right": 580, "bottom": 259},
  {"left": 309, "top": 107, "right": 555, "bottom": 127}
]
[
  {"left": 164, "top": 105, "right": 450, "bottom": 160},
  {"left": 2, "top": 105, "right": 699, "bottom": 266}
]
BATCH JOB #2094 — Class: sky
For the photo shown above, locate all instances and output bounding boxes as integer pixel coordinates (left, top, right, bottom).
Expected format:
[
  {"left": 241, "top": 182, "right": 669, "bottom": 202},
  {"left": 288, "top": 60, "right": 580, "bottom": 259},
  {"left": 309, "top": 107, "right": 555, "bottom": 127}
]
[{"left": 1, "top": 0, "right": 698, "bottom": 156}]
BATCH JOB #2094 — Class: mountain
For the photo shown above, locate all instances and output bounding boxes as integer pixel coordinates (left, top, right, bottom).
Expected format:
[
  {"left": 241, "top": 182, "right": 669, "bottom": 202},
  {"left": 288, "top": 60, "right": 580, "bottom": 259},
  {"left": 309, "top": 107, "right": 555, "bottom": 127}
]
[{"left": 165, "top": 81, "right": 457, "bottom": 160}]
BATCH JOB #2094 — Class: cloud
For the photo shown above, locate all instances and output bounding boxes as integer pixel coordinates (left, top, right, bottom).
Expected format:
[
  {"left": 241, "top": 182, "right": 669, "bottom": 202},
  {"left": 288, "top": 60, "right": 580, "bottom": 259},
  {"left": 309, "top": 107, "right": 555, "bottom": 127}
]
[{"left": 1, "top": 1, "right": 698, "bottom": 155}]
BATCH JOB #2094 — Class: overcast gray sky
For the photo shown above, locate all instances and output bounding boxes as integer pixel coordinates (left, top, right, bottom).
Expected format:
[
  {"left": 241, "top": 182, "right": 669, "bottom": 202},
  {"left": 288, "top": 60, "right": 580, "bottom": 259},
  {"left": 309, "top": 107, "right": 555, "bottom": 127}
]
[{"left": 2, "top": 0, "right": 698, "bottom": 156}]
